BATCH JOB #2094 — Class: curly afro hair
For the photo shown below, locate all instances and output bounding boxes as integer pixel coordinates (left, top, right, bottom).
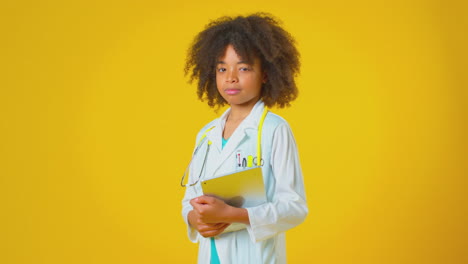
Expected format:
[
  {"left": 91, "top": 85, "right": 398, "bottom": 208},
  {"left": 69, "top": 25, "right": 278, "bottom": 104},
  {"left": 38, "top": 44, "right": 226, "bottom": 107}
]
[{"left": 185, "top": 13, "right": 300, "bottom": 108}]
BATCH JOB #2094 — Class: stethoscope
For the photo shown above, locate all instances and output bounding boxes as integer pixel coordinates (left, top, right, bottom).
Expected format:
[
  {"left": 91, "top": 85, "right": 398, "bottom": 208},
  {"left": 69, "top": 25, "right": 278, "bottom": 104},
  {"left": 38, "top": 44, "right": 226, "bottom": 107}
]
[{"left": 180, "top": 108, "right": 269, "bottom": 187}]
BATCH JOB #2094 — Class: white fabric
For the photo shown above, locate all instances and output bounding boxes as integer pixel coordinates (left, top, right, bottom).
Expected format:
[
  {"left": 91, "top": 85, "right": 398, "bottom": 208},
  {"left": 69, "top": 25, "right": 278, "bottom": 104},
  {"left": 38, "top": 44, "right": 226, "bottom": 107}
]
[{"left": 181, "top": 100, "right": 308, "bottom": 264}]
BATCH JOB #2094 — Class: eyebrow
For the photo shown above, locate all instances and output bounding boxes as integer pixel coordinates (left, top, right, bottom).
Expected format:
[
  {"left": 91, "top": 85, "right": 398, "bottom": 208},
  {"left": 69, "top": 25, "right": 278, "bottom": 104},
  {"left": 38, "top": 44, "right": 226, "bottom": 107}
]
[{"left": 217, "top": 60, "right": 250, "bottom": 64}]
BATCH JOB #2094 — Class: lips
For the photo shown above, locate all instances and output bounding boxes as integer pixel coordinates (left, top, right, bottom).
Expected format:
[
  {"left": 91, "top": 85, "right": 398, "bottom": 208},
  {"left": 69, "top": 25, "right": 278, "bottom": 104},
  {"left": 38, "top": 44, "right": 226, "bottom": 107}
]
[{"left": 225, "top": 88, "right": 241, "bottom": 95}]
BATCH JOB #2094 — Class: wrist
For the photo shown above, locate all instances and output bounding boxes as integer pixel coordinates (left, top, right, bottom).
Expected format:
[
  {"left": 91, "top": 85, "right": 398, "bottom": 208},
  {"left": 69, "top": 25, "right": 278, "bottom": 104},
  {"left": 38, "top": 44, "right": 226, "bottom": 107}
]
[
  {"left": 187, "top": 210, "right": 195, "bottom": 227},
  {"left": 224, "top": 206, "right": 249, "bottom": 225}
]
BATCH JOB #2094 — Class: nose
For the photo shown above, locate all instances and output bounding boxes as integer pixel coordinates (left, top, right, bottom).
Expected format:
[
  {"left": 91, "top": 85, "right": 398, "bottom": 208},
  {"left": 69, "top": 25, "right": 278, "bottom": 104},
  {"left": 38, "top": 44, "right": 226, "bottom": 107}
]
[{"left": 226, "top": 69, "right": 238, "bottom": 83}]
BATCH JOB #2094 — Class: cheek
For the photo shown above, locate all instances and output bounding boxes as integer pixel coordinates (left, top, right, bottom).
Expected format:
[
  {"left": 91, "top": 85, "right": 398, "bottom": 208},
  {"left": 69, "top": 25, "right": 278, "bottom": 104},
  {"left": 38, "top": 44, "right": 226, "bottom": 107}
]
[
  {"left": 215, "top": 76, "right": 225, "bottom": 96},
  {"left": 215, "top": 76, "right": 222, "bottom": 89},
  {"left": 245, "top": 76, "right": 263, "bottom": 89}
]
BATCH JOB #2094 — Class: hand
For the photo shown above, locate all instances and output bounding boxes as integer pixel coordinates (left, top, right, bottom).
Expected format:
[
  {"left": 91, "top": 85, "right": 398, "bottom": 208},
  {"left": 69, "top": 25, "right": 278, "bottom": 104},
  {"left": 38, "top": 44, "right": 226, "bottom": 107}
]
[
  {"left": 188, "top": 209, "right": 230, "bottom": 238},
  {"left": 190, "top": 195, "right": 231, "bottom": 223}
]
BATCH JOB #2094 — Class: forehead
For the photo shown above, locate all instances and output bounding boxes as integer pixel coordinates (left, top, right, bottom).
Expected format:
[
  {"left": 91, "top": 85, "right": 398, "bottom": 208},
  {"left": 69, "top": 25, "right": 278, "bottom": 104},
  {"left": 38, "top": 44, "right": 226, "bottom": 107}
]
[{"left": 217, "top": 45, "right": 258, "bottom": 64}]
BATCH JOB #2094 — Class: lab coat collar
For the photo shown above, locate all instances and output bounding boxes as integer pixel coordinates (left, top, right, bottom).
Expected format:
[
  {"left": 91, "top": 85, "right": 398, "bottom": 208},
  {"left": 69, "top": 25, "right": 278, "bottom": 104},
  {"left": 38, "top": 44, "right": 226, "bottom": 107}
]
[{"left": 206, "top": 100, "right": 266, "bottom": 176}]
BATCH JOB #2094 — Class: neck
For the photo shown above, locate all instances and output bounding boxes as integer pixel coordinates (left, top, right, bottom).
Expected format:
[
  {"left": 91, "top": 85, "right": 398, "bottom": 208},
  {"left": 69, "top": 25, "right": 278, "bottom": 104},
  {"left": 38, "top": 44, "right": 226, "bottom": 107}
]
[{"left": 228, "top": 100, "right": 258, "bottom": 122}]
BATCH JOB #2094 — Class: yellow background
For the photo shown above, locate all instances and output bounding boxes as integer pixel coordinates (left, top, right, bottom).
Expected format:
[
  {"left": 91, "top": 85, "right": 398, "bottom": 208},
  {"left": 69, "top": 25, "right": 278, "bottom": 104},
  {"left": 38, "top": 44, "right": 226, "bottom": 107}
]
[{"left": 1, "top": 0, "right": 466, "bottom": 263}]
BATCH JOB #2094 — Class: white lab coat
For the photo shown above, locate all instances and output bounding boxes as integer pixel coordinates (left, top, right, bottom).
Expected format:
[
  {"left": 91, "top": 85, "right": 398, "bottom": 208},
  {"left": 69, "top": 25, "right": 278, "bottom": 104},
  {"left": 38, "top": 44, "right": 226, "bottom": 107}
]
[{"left": 182, "top": 100, "right": 308, "bottom": 264}]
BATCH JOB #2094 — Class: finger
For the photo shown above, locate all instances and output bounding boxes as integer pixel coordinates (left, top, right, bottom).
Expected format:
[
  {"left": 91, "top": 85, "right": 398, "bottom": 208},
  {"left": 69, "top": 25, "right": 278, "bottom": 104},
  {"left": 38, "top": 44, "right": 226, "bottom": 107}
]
[
  {"left": 191, "top": 210, "right": 200, "bottom": 220},
  {"left": 190, "top": 197, "right": 202, "bottom": 207},
  {"left": 201, "top": 223, "right": 231, "bottom": 237},
  {"left": 201, "top": 223, "right": 225, "bottom": 229},
  {"left": 211, "top": 222, "right": 226, "bottom": 228},
  {"left": 190, "top": 199, "right": 203, "bottom": 212},
  {"left": 200, "top": 230, "right": 218, "bottom": 238},
  {"left": 198, "top": 222, "right": 228, "bottom": 232},
  {"left": 199, "top": 224, "right": 229, "bottom": 237},
  {"left": 195, "top": 195, "right": 216, "bottom": 204},
  {"left": 198, "top": 224, "right": 221, "bottom": 233},
  {"left": 218, "top": 223, "right": 230, "bottom": 231}
]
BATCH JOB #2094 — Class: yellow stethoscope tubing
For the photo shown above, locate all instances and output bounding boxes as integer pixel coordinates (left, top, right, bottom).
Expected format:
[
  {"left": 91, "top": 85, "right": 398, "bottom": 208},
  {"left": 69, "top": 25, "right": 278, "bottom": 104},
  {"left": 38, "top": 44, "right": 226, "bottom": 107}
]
[
  {"left": 257, "top": 107, "right": 268, "bottom": 166},
  {"left": 180, "top": 126, "right": 215, "bottom": 187},
  {"left": 181, "top": 108, "right": 269, "bottom": 187}
]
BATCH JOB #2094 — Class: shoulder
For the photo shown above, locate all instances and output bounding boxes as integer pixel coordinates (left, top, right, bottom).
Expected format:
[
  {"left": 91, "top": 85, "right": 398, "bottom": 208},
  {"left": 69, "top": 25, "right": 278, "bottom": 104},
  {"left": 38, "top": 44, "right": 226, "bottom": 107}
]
[
  {"left": 195, "top": 119, "right": 218, "bottom": 141},
  {"left": 263, "top": 111, "right": 297, "bottom": 144},
  {"left": 263, "top": 111, "right": 291, "bottom": 131}
]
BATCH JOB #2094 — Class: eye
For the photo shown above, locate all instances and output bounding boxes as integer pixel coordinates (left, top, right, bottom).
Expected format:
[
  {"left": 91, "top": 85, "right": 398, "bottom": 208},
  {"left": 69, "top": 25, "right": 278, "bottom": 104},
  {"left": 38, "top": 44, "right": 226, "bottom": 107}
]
[
  {"left": 217, "top": 67, "right": 226, "bottom": 73},
  {"left": 240, "top": 67, "right": 250, "bottom": 72}
]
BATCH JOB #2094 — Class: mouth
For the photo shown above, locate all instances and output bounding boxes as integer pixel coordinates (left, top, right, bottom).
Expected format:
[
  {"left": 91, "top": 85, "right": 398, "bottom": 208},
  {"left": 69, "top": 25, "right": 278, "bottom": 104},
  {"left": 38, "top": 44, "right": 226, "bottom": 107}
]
[{"left": 224, "top": 88, "right": 241, "bottom": 95}]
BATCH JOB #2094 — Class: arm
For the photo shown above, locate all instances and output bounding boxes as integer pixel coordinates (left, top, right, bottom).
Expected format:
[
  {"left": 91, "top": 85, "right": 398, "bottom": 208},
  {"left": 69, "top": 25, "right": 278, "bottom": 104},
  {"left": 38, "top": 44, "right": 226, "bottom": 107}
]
[
  {"left": 183, "top": 186, "right": 231, "bottom": 239},
  {"left": 181, "top": 184, "right": 201, "bottom": 242},
  {"left": 187, "top": 209, "right": 231, "bottom": 238},
  {"left": 186, "top": 123, "right": 308, "bottom": 241},
  {"left": 182, "top": 174, "right": 232, "bottom": 239},
  {"left": 181, "top": 125, "right": 232, "bottom": 240},
  {"left": 181, "top": 128, "right": 209, "bottom": 242},
  {"left": 190, "top": 195, "right": 250, "bottom": 225},
  {"left": 188, "top": 195, "right": 250, "bottom": 237},
  {"left": 245, "top": 123, "right": 308, "bottom": 242}
]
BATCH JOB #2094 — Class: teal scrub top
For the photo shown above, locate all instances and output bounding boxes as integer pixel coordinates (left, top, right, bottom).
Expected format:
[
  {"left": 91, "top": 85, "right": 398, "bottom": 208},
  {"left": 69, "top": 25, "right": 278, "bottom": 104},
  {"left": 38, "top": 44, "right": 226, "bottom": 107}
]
[{"left": 210, "top": 137, "right": 228, "bottom": 264}]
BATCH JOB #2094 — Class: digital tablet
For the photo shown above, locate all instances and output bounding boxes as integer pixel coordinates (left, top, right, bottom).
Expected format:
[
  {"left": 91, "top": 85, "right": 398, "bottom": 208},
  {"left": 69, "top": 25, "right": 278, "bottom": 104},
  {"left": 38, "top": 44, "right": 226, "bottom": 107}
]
[{"left": 201, "top": 167, "right": 266, "bottom": 208}]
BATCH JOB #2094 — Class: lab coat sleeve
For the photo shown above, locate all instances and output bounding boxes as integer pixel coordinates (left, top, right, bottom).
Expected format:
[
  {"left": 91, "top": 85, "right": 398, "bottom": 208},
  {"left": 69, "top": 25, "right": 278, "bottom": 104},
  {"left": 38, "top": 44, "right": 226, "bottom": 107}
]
[
  {"left": 181, "top": 133, "right": 204, "bottom": 243},
  {"left": 246, "top": 123, "right": 308, "bottom": 242},
  {"left": 182, "top": 184, "right": 199, "bottom": 243}
]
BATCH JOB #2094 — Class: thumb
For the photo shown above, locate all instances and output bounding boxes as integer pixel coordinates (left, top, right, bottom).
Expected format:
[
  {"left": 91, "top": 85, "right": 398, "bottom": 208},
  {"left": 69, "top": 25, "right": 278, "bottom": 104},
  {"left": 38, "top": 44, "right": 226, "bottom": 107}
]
[{"left": 195, "top": 195, "right": 214, "bottom": 204}]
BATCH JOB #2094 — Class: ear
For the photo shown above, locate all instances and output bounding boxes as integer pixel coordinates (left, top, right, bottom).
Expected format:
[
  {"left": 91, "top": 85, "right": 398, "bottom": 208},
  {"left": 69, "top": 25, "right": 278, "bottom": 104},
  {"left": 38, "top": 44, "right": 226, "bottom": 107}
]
[{"left": 262, "top": 72, "right": 268, "bottom": 83}]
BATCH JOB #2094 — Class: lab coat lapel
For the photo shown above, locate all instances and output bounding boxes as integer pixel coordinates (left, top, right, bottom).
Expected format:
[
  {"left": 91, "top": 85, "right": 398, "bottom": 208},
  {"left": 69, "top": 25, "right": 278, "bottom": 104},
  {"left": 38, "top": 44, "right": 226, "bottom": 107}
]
[
  {"left": 208, "top": 122, "right": 223, "bottom": 153},
  {"left": 213, "top": 124, "right": 248, "bottom": 175},
  {"left": 206, "top": 108, "right": 229, "bottom": 154},
  {"left": 205, "top": 116, "right": 250, "bottom": 177},
  {"left": 208, "top": 101, "right": 265, "bottom": 177}
]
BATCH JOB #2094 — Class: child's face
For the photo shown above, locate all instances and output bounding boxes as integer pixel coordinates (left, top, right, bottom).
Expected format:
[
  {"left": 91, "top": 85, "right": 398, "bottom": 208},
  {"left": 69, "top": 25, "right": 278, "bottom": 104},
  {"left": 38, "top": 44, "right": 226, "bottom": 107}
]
[{"left": 216, "top": 45, "right": 265, "bottom": 108}]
